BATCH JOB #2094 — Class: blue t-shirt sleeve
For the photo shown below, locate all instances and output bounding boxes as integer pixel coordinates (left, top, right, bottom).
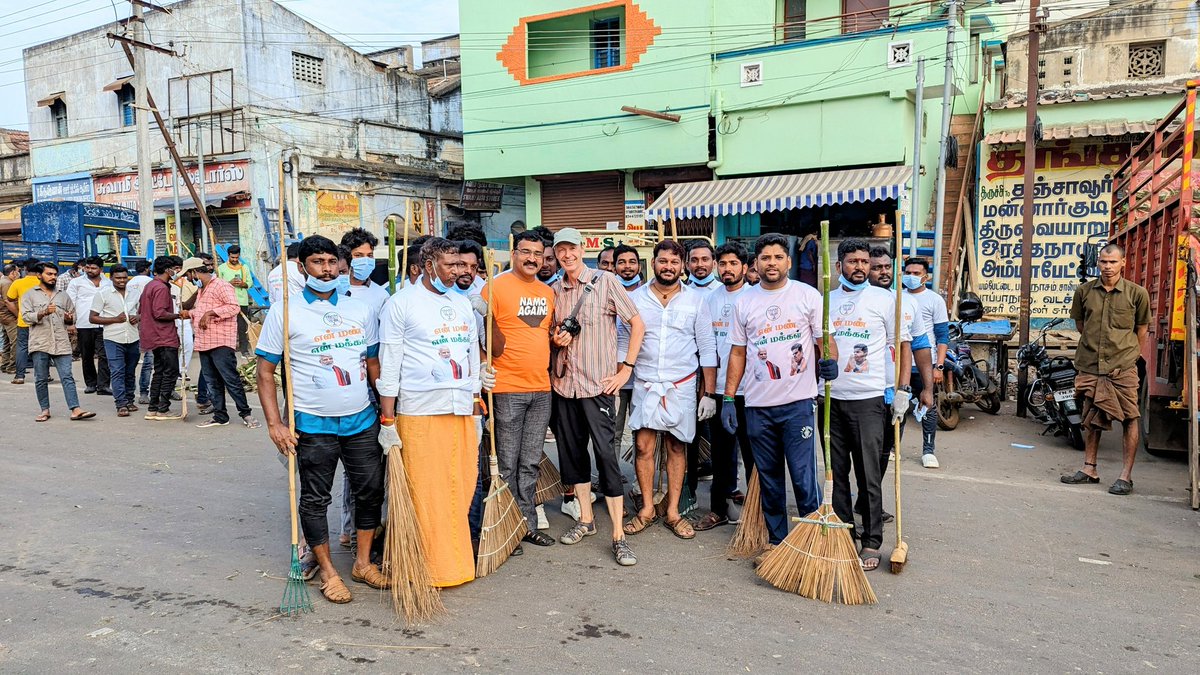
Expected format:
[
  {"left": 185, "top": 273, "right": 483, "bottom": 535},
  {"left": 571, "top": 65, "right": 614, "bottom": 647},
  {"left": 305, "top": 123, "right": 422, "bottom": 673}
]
[
  {"left": 933, "top": 321, "right": 950, "bottom": 345},
  {"left": 365, "top": 344, "right": 379, "bottom": 359},
  {"left": 255, "top": 349, "right": 282, "bottom": 364},
  {"left": 912, "top": 334, "right": 931, "bottom": 351}
]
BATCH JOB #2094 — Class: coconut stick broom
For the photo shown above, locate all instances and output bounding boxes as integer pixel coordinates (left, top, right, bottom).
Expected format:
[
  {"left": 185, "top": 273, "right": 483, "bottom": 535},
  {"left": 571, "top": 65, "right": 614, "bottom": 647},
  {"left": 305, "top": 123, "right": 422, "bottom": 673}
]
[
  {"left": 726, "top": 467, "right": 768, "bottom": 558},
  {"left": 534, "top": 452, "right": 562, "bottom": 505},
  {"left": 476, "top": 249, "right": 529, "bottom": 577},
  {"left": 382, "top": 203, "right": 445, "bottom": 624},
  {"left": 276, "top": 161, "right": 311, "bottom": 617},
  {"left": 890, "top": 210, "right": 910, "bottom": 574},
  {"left": 756, "top": 220, "right": 876, "bottom": 605}
]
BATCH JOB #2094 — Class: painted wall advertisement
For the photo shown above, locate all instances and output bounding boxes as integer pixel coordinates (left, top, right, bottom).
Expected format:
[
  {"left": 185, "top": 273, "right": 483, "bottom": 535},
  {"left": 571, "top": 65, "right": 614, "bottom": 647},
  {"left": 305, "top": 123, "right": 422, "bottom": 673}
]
[
  {"left": 315, "top": 190, "right": 360, "bottom": 239},
  {"left": 92, "top": 160, "right": 251, "bottom": 210},
  {"left": 975, "top": 140, "right": 1131, "bottom": 320}
]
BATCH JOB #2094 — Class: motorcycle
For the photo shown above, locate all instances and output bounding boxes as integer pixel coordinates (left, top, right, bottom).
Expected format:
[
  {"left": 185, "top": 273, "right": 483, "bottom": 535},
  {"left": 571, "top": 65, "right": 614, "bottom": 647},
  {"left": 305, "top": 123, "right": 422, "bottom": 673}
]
[
  {"left": 1016, "top": 317, "right": 1084, "bottom": 450},
  {"left": 937, "top": 295, "right": 1003, "bottom": 430}
]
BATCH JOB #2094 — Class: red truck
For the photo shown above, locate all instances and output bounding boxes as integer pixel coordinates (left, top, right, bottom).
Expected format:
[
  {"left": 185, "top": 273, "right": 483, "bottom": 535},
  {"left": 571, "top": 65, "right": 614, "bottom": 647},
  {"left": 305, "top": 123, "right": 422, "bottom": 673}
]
[{"left": 1108, "top": 80, "right": 1200, "bottom": 509}]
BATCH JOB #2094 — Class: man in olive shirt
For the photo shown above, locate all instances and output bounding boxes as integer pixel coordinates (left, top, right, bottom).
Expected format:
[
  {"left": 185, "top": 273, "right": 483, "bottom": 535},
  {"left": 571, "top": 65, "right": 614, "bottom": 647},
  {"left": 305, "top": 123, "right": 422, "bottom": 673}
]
[{"left": 1060, "top": 244, "right": 1150, "bottom": 495}]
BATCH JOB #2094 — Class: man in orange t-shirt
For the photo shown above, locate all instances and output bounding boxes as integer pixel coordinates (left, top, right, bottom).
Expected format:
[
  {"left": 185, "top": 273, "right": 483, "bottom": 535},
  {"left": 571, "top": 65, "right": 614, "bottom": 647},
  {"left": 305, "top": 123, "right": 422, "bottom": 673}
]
[{"left": 483, "top": 231, "right": 557, "bottom": 548}]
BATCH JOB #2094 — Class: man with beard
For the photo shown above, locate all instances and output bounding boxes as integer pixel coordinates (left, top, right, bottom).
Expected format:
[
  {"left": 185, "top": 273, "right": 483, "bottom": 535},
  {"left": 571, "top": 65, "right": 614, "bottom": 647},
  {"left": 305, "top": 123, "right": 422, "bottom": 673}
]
[
  {"left": 89, "top": 265, "right": 142, "bottom": 416},
  {"left": 694, "top": 241, "right": 754, "bottom": 531},
  {"left": 722, "top": 234, "right": 836, "bottom": 557},
  {"left": 139, "top": 256, "right": 188, "bottom": 420},
  {"left": 827, "top": 238, "right": 913, "bottom": 572},
  {"left": 611, "top": 244, "right": 642, "bottom": 466},
  {"left": 686, "top": 241, "right": 719, "bottom": 294},
  {"left": 67, "top": 257, "right": 112, "bottom": 395},
  {"left": 549, "top": 228, "right": 644, "bottom": 566},
  {"left": 21, "top": 262, "right": 96, "bottom": 421},
  {"left": 597, "top": 246, "right": 616, "bottom": 273},
  {"left": 613, "top": 245, "right": 643, "bottom": 290},
  {"left": 623, "top": 239, "right": 717, "bottom": 543}
]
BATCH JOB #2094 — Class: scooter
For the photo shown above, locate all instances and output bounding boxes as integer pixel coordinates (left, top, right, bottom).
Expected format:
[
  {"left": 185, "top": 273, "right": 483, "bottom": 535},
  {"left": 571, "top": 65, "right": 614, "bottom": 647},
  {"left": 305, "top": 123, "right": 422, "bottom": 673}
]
[
  {"left": 937, "top": 295, "right": 1003, "bottom": 430},
  {"left": 1016, "top": 318, "right": 1084, "bottom": 450}
]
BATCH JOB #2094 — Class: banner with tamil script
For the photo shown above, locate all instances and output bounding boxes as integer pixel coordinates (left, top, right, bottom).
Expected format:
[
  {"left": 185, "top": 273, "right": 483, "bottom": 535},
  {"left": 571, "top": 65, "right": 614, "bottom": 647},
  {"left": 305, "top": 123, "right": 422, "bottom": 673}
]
[{"left": 974, "top": 139, "right": 1131, "bottom": 320}]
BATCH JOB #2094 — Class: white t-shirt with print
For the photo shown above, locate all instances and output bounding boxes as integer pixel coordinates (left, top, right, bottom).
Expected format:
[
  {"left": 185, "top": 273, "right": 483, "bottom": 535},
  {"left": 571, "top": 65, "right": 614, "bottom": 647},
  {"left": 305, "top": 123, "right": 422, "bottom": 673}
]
[
  {"left": 348, "top": 281, "right": 390, "bottom": 322},
  {"left": 884, "top": 292, "right": 928, "bottom": 387},
  {"left": 256, "top": 293, "right": 379, "bottom": 418},
  {"left": 706, "top": 283, "right": 749, "bottom": 395},
  {"left": 828, "top": 285, "right": 911, "bottom": 401},
  {"left": 908, "top": 288, "right": 949, "bottom": 355},
  {"left": 728, "top": 280, "right": 823, "bottom": 408},
  {"left": 379, "top": 282, "right": 479, "bottom": 416}
]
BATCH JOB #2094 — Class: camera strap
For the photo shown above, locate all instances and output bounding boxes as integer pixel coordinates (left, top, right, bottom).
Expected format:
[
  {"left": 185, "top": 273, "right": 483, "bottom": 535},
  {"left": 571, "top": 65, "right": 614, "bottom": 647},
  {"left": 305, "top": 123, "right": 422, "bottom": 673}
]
[{"left": 566, "top": 275, "right": 601, "bottom": 319}]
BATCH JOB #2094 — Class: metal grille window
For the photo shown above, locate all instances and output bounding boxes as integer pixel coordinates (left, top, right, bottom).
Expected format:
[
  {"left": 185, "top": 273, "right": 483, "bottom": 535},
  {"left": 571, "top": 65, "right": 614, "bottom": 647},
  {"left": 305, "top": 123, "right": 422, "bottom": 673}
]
[
  {"left": 591, "top": 17, "right": 621, "bottom": 69},
  {"left": 50, "top": 100, "right": 67, "bottom": 138},
  {"left": 783, "top": 0, "right": 806, "bottom": 42},
  {"left": 292, "top": 52, "right": 325, "bottom": 86},
  {"left": 1128, "top": 42, "right": 1164, "bottom": 79},
  {"left": 117, "top": 84, "right": 135, "bottom": 127}
]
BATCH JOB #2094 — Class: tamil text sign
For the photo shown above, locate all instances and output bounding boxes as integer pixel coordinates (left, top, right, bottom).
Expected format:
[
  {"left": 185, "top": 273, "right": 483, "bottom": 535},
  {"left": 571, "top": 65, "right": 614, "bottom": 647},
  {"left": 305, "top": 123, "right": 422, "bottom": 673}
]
[{"left": 92, "top": 160, "right": 251, "bottom": 210}]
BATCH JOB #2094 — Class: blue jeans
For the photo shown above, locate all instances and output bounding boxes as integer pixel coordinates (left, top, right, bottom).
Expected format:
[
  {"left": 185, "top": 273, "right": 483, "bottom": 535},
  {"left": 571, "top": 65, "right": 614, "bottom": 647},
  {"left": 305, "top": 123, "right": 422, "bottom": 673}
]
[
  {"left": 746, "top": 399, "right": 820, "bottom": 545},
  {"left": 139, "top": 351, "right": 152, "bottom": 396},
  {"left": 32, "top": 351, "right": 79, "bottom": 412},
  {"left": 198, "top": 347, "right": 250, "bottom": 423},
  {"left": 196, "top": 370, "right": 210, "bottom": 406},
  {"left": 15, "top": 326, "right": 29, "bottom": 379},
  {"left": 104, "top": 340, "right": 141, "bottom": 408}
]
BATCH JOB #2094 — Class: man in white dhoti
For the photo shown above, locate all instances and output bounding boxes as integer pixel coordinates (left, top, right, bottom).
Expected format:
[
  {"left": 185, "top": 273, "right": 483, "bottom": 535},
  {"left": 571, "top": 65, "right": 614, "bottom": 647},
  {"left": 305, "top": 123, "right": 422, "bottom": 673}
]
[{"left": 622, "top": 240, "right": 717, "bottom": 542}]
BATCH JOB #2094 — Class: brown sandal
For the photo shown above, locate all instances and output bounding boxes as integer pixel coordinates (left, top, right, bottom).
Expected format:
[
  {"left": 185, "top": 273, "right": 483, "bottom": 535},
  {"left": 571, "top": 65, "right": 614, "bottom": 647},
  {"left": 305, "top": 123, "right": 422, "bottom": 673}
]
[
  {"left": 622, "top": 512, "right": 659, "bottom": 536},
  {"left": 691, "top": 511, "right": 729, "bottom": 532},
  {"left": 70, "top": 410, "right": 96, "bottom": 421},
  {"left": 664, "top": 517, "right": 696, "bottom": 540},
  {"left": 35, "top": 411, "right": 50, "bottom": 422},
  {"left": 351, "top": 563, "right": 391, "bottom": 589},
  {"left": 319, "top": 575, "right": 352, "bottom": 604}
]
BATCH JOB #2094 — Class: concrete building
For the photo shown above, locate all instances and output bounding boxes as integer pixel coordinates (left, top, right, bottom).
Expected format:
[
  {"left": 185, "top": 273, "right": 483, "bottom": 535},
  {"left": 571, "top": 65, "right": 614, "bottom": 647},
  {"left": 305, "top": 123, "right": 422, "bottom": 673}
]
[
  {"left": 0, "top": 129, "right": 31, "bottom": 240},
  {"left": 23, "top": 0, "right": 466, "bottom": 281}
]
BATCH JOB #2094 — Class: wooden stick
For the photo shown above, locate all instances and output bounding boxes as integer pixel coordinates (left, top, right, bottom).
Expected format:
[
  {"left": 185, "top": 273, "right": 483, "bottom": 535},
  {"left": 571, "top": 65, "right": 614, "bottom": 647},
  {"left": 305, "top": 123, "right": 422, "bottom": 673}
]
[
  {"left": 890, "top": 210, "right": 908, "bottom": 573},
  {"left": 667, "top": 194, "right": 679, "bottom": 241},
  {"left": 400, "top": 199, "right": 412, "bottom": 288},
  {"left": 278, "top": 155, "right": 299, "bottom": 552}
]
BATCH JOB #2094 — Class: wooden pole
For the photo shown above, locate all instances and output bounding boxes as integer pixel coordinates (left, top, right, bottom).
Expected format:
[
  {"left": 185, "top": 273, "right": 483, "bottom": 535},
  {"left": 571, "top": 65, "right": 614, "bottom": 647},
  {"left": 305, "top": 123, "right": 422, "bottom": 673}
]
[
  {"left": 277, "top": 151, "right": 299, "bottom": 553},
  {"left": 400, "top": 199, "right": 412, "bottom": 288},
  {"left": 667, "top": 193, "right": 679, "bottom": 241}
]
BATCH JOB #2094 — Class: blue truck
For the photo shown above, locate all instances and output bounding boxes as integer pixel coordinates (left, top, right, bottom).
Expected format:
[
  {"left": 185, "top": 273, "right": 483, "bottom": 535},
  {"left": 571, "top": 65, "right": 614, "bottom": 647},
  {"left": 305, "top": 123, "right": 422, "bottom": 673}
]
[{"left": 0, "top": 201, "right": 143, "bottom": 269}]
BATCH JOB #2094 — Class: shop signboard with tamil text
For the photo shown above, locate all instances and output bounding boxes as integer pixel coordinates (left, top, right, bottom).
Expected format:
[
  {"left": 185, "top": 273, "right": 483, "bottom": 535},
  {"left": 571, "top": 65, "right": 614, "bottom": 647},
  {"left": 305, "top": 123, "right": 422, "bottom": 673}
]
[
  {"left": 92, "top": 160, "right": 251, "bottom": 210},
  {"left": 974, "top": 139, "right": 1132, "bottom": 323},
  {"left": 315, "top": 190, "right": 360, "bottom": 239}
]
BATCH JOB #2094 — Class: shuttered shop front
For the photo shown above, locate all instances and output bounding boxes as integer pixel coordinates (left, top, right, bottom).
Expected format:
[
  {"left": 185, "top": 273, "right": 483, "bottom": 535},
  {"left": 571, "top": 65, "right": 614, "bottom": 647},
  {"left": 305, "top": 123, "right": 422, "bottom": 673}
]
[{"left": 538, "top": 173, "right": 624, "bottom": 231}]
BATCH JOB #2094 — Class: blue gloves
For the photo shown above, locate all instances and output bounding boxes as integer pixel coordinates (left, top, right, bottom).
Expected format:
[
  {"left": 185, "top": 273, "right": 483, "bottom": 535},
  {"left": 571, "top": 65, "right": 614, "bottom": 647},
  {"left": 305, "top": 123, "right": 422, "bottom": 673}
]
[
  {"left": 818, "top": 358, "right": 838, "bottom": 381},
  {"left": 884, "top": 386, "right": 895, "bottom": 405},
  {"left": 720, "top": 400, "right": 738, "bottom": 435}
]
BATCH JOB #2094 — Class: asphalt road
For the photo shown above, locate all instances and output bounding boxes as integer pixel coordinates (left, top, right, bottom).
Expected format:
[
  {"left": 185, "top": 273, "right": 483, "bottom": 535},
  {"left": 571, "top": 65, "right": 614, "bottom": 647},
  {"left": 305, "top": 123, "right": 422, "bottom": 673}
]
[{"left": 1, "top": 373, "right": 1197, "bottom": 673}]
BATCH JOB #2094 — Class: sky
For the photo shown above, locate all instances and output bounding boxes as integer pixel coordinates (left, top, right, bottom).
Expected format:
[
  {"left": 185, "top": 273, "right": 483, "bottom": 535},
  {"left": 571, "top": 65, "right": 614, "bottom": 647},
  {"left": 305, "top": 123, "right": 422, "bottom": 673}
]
[{"left": 0, "top": 0, "right": 461, "bottom": 131}]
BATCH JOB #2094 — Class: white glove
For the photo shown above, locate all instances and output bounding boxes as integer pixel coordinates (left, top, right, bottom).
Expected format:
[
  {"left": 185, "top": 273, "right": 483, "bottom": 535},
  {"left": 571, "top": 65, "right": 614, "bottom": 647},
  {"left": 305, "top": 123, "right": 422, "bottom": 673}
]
[
  {"left": 697, "top": 396, "right": 717, "bottom": 421},
  {"left": 378, "top": 421, "right": 401, "bottom": 455},
  {"left": 891, "top": 388, "right": 911, "bottom": 423},
  {"left": 469, "top": 294, "right": 488, "bottom": 317},
  {"left": 480, "top": 364, "right": 496, "bottom": 391}
]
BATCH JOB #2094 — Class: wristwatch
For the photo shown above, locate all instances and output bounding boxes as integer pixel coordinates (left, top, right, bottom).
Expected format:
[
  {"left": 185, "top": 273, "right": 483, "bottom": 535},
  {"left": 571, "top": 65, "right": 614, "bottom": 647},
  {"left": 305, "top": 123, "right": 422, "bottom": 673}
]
[
  {"left": 934, "top": 363, "right": 945, "bottom": 371},
  {"left": 621, "top": 360, "right": 634, "bottom": 369},
  {"left": 897, "top": 385, "right": 912, "bottom": 393},
  {"left": 705, "top": 393, "right": 720, "bottom": 401}
]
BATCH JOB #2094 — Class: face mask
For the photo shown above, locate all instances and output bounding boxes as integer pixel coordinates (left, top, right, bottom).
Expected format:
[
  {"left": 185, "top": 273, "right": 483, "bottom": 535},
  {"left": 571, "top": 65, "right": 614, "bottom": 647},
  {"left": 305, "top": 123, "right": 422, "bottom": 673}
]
[
  {"left": 902, "top": 274, "right": 924, "bottom": 291},
  {"left": 336, "top": 274, "right": 351, "bottom": 295},
  {"left": 619, "top": 274, "right": 642, "bottom": 288},
  {"left": 194, "top": 279, "right": 203, "bottom": 288},
  {"left": 306, "top": 275, "right": 340, "bottom": 293},
  {"left": 691, "top": 272, "right": 716, "bottom": 287},
  {"left": 430, "top": 274, "right": 452, "bottom": 294},
  {"left": 350, "top": 257, "right": 375, "bottom": 281},
  {"left": 839, "top": 274, "right": 869, "bottom": 292}
]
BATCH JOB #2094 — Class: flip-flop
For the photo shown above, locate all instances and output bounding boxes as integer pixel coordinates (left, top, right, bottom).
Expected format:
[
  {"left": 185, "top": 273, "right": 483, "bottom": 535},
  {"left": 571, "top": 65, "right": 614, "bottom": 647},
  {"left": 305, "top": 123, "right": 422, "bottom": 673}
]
[
  {"left": 70, "top": 410, "right": 96, "bottom": 421},
  {"left": 860, "top": 550, "right": 881, "bottom": 571},
  {"left": 35, "top": 411, "right": 50, "bottom": 422},
  {"left": 622, "top": 512, "right": 658, "bottom": 536}
]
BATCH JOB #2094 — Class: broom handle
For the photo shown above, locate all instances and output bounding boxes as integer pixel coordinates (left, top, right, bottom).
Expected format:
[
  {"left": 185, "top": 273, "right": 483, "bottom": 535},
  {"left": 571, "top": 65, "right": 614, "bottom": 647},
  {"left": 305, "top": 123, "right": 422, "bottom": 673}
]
[
  {"left": 485, "top": 248, "right": 499, "bottom": 464},
  {"left": 819, "top": 220, "right": 834, "bottom": 506},
  {"left": 278, "top": 156, "right": 299, "bottom": 549},
  {"left": 893, "top": 210, "right": 904, "bottom": 543},
  {"left": 401, "top": 199, "right": 412, "bottom": 288},
  {"left": 668, "top": 194, "right": 678, "bottom": 241}
]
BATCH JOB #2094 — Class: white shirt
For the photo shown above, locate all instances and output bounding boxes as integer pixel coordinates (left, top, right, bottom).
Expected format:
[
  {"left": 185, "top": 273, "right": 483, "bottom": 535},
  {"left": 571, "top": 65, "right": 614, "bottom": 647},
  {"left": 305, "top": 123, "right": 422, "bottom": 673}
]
[
  {"left": 267, "top": 261, "right": 305, "bottom": 306},
  {"left": 126, "top": 274, "right": 151, "bottom": 308},
  {"left": 347, "top": 280, "right": 390, "bottom": 322},
  {"left": 908, "top": 287, "right": 949, "bottom": 355},
  {"left": 90, "top": 286, "right": 140, "bottom": 344},
  {"left": 885, "top": 292, "right": 928, "bottom": 388},
  {"left": 67, "top": 274, "right": 111, "bottom": 329},
  {"left": 255, "top": 291, "right": 378, "bottom": 418},
  {"left": 728, "top": 280, "right": 823, "bottom": 407},
  {"left": 378, "top": 281, "right": 479, "bottom": 416},
  {"left": 706, "top": 283, "right": 749, "bottom": 395},
  {"left": 828, "top": 285, "right": 911, "bottom": 401},
  {"left": 631, "top": 283, "right": 717, "bottom": 384}
]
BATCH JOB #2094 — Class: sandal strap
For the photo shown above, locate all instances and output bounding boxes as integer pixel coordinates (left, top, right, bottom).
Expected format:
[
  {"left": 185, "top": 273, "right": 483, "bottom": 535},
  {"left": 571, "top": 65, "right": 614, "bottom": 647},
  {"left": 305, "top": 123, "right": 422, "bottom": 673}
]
[{"left": 1084, "top": 462, "right": 1097, "bottom": 467}]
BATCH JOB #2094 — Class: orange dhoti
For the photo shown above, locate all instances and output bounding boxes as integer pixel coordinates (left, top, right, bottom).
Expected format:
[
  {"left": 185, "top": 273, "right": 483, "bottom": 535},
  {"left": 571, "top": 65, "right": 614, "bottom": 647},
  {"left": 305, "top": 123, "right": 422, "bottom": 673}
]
[{"left": 398, "top": 413, "right": 479, "bottom": 588}]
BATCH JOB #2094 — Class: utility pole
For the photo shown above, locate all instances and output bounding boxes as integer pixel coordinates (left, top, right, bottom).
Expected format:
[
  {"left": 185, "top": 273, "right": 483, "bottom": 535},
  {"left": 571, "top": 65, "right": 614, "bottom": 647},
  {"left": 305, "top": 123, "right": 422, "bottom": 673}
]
[
  {"left": 196, "top": 121, "right": 210, "bottom": 253},
  {"left": 1016, "top": 0, "right": 1045, "bottom": 418},
  {"left": 909, "top": 57, "right": 926, "bottom": 259},
  {"left": 932, "top": 0, "right": 961, "bottom": 290},
  {"left": 131, "top": 1, "right": 155, "bottom": 253}
]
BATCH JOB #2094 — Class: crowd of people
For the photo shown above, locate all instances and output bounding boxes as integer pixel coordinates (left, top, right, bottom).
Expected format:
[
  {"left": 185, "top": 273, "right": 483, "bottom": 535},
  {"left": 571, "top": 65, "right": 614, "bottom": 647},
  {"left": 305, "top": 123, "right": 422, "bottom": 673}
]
[{"left": 0, "top": 223, "right": 958, "bottom": 603}]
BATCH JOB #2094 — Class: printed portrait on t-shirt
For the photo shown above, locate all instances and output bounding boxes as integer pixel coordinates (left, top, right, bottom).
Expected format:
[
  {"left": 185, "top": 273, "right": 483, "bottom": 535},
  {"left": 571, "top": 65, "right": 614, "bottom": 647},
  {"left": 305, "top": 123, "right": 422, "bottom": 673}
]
[
  {"left": 789, "top": 342, "right": 807, "bottom": 376},
  {"left": 752, "top": 339, "right": 783, "bottom": 381},
  {"left": 432, "top": 345, "right": 464, "bottom": 381},
  {"left": 314, "top": 354, "right": 353, "bottom": 388},
  {"left": 845, "top": 343, "right": 869, "bottom": 373}
]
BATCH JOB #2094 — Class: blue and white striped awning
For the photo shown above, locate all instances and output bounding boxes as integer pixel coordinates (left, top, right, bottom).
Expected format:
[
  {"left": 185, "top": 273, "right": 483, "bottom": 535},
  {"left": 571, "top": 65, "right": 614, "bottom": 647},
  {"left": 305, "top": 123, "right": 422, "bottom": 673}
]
[{"left": 645, "top": 166, "right": 912, "bottom": 221}]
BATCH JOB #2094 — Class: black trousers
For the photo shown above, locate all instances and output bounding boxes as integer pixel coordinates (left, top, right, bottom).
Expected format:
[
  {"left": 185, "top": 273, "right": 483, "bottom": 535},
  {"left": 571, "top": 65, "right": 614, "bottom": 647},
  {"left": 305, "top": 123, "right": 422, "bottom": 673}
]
[
  {"left": 77, "top": 327, "right": 110, "bottom": 390},
  {"left": 297, "top": 422, "right": 384, "bottom": 547},
  {"left": 827, "top": 396, "right": 888, "bottom": 550},
  {"left": 149, "top": 346, "right": 179, "bottom": 413},
  {"left": 709, "top": 396, "right": 753, "bottom": 517},
  {"left": 198, "top": 346, "right": 252, "bottom": 423},
  {"left": 236, "top": 310, "right": 250, "bottom": 353},
  {"left": 552, "top": 393, "right": 622, "bottom": 498}
]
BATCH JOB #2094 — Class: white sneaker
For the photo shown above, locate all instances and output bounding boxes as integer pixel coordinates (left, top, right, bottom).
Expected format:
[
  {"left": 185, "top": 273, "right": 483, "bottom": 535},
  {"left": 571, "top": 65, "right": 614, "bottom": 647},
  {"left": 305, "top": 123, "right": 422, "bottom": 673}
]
[
  {"left": 536, "top": 504, "right": 549, "bottom": 530},
  {"left": 922, "top": 454, "right": 940, "bottom": 469},
  {"left": 561, "top": 498, "right": 582, "bottom": 521}
]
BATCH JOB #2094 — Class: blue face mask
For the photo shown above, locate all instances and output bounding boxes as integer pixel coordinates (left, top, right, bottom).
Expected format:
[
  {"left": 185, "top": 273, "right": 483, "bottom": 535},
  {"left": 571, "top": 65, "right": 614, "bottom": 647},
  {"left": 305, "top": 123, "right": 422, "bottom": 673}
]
[
  {"left": 350, "top": 257, "right": 374, "bottom": 282},
  {"left": 336, "top": 274, "right": 351, "bottom": 295},
  {"left": 306, "top": 275, "right": 340, "bottom": 294},
  {"left": 430, "top": 274, "right": 452, "bottom": 294},
  {"left": 839, "top": 274, "right": 869, "bottom": 292},
  {"left": 902, "top": 274, "right": 924, "bottom": 291},
  {"left": 620, "top": 274, "right": 642, "bottom": 288},
  {"left": 691, "top": 272, "right": 717, "bottom": 287}
]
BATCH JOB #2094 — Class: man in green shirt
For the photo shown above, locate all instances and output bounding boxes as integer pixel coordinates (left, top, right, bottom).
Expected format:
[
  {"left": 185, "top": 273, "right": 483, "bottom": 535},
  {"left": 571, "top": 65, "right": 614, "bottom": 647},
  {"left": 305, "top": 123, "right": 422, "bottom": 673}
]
[
  {"left": 1060, "top": 243, "right": 1150, "bottom": 495},
  {"left": 216, "top": 245, "right": 253, "bottom": 355}
]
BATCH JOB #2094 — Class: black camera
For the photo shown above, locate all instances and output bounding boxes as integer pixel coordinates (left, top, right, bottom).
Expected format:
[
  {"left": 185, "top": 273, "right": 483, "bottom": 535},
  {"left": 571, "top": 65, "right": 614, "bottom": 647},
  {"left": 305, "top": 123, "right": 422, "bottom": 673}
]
[{"left": 559, "top": 316, "right": 582, "bottom": 337}]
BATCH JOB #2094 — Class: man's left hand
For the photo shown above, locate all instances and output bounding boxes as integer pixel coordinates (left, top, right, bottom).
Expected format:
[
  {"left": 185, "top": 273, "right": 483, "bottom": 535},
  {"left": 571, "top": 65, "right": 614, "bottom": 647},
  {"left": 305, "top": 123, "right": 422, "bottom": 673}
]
[
  {"left": 480, "top": 365, "right": 496, "bottom": 391},
  {"left": 697, "top": 396, "right": 716, "bottom": 421},
  {"left": 818, "top": 358, "right": 838, "bottom": 381}
]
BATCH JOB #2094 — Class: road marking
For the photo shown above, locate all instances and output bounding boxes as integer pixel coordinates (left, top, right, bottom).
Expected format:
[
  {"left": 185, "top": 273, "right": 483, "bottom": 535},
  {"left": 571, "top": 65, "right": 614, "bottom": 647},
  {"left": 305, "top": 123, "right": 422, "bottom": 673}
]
[{"left": 900, "top": 470, "right": 1188, "bottom": 504}]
